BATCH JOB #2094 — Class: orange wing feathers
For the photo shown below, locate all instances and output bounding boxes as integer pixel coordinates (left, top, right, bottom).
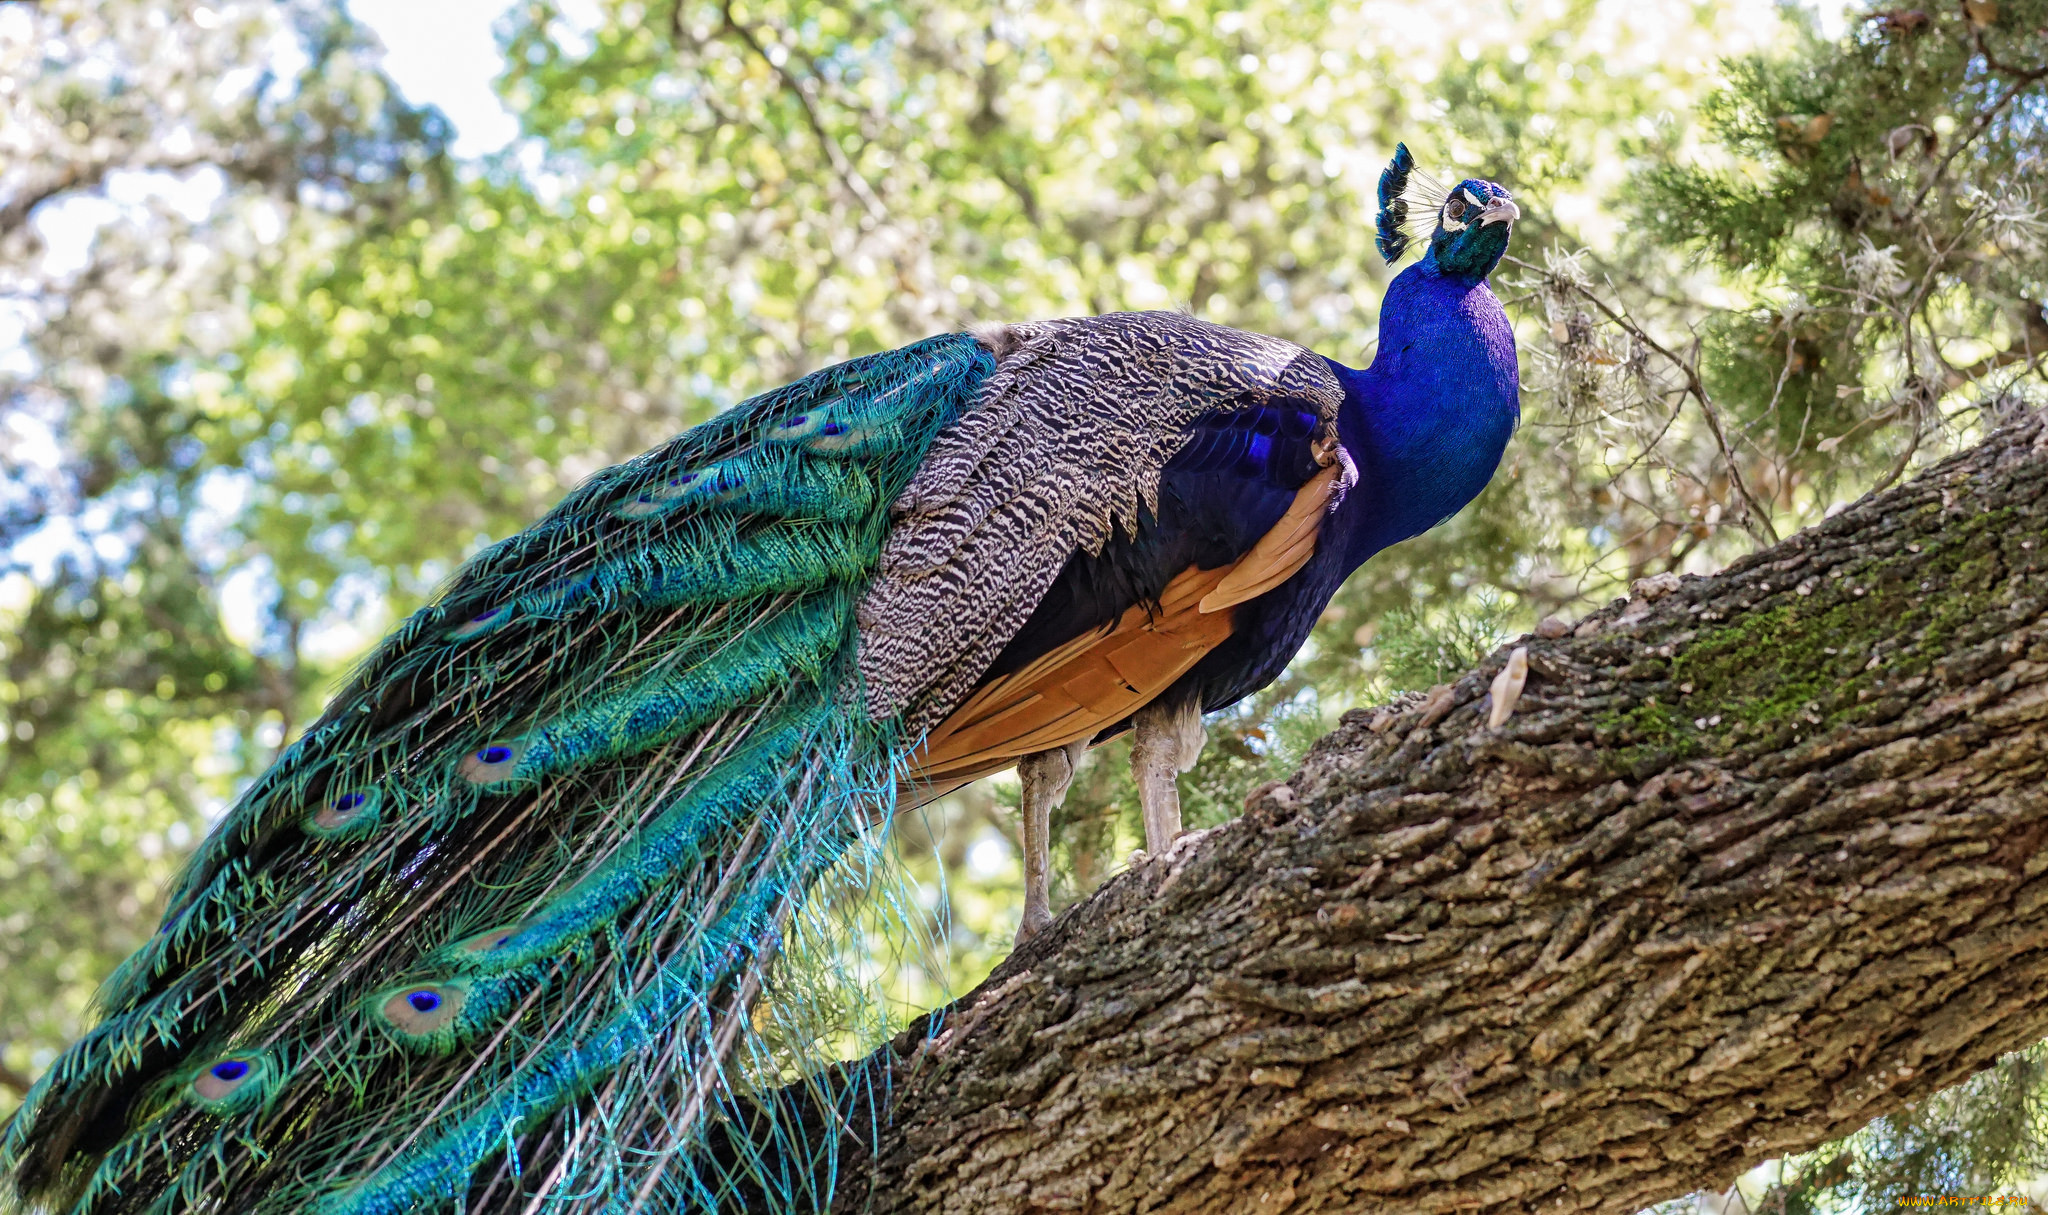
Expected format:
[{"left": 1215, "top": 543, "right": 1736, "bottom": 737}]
[
  {"left": 1198, "top": 462, "right": 1343, "bottom": 613},
  {"left": 904, "top": 462, "right": 1343, "bottom": 798}
]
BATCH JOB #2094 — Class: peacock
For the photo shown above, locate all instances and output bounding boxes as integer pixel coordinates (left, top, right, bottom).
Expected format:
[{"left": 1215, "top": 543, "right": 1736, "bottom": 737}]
[{"left": 2, "top": 144, "right": 1520, "bottom": 1213}]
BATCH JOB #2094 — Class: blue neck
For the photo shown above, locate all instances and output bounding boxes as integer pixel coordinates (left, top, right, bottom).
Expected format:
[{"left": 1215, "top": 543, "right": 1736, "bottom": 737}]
[{"left": 1326, "top": 253, "right": 1520, "bottom": 563}]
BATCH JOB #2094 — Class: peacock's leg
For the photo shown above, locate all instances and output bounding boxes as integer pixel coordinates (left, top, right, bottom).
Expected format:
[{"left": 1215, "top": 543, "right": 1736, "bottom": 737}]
[
  {"left": 1016, "top": 738, "right": 1089, "bottom": 943},
  {"left": 1130, "top": 697, "right": 1206, "bottom": 855}
]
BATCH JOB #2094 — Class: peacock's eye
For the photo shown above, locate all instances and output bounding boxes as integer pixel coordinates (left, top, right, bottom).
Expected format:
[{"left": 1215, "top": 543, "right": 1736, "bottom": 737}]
[{"left": 1444, "top": 195, "right": 1468, "bottom": 221}]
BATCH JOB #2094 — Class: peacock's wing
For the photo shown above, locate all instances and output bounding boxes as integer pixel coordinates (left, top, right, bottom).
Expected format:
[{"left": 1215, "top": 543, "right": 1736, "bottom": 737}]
[
  {"left": 908, "top": 463, "right": 1347, "bottom": 793},
  {"left": 2, "top": 335, "right": 995, "bottom": 1215},
  {"left": 858, "top": 311, "right": 1352, "bottom": 791}
]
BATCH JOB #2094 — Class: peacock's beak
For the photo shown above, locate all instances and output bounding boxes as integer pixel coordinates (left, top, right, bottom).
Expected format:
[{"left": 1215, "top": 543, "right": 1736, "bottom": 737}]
[{"left": 1480, "top": 198, "right": 1520, "bottom": 227}]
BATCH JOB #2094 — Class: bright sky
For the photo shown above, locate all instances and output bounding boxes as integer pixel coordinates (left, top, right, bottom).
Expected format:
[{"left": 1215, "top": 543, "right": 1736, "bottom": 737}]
[{"left": 344, "top": 0, "right": 522, "bottom": 159}]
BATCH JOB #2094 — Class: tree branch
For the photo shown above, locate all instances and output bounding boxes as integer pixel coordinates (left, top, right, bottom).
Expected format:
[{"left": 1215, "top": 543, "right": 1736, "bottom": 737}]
[
  {"left": 1507, "top": 254, "right": 1781, "bottom": 546},
  {"left": 0, "top": 154, "right": 216, "bottom": 240},
  {"left": 809, "top": 412, "right": 2048, "bottom": 1213},
  {"left": 712, "top": 3, "right": 886, "bottom": 221}
]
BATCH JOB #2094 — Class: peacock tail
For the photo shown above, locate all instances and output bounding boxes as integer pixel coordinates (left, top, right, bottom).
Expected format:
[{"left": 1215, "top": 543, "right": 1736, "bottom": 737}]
[{"left": 3, "top": 333, "right": 996, "bottom": 1214}]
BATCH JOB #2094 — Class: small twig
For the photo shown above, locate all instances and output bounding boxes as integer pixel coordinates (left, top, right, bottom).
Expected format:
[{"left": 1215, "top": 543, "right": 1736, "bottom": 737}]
[
  {"left": 1910, "top": 51, "right": 2048, "bottom": 212},
  {"left": 1507, "top": 254, "right": 1779, "bottom": 544},
  {"left": 0, "top": 1056, "right": 31, "bottom": 1097},
  {"left": 1868, "top": 415, "right": 1924, "bottom": 496},
  {"left": 1761, "top": 325, "right": 1803, "bottom": 502},
  {"left": 712, "top": 3, "right": 886, "bottom": 221},
  {"left": 1592, "top": 386, "right": 1687, "bottom": 483}
]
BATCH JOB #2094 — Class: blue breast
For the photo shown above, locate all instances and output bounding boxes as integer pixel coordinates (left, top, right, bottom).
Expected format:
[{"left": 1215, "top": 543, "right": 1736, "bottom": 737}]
[{"left": 1183, "top": 259, "right": 1520, "bottom": 711}]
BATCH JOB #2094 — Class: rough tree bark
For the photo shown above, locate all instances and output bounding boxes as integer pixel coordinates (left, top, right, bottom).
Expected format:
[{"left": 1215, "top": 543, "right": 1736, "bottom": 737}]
[{"left": 820, "top": 413, "right": 2048, "bottom": 1214}]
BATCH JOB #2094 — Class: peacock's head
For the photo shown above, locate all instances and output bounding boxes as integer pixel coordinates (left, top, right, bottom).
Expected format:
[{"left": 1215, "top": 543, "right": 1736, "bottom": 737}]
[
  {"left": 1425, "top": 180, "right": 1519, "bottom": 280},
  {"left": 1374, "top": 144, "right": 1519, "bottom": 282}
]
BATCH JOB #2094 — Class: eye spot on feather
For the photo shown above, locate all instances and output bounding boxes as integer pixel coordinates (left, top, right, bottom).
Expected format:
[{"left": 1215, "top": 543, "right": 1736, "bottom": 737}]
[
  {"left": 378, "top": 983, "right": 467, "bottom": 1036},
  {"left": 458, "top": 741, "right": 525, "bottom": 783},
  {"left": 188, "top": 1054, "right": 269, "bottom": 1110},
  {"left": 531, "top": 576, "right": 592, "bottom": 611},
  {"left": 456, "top": 924, "right": 522, "bottom": 955},
  {"left": 613, "top": 493, "right": 672, "bottom": 520},
  {"left": 613, "top": 469, "right": 710, "bottom": 518},
  {"left": 703, "top": 470, "right": 750, "bottom": 502},
  {"left": 765, "top": 409, "right": 829, "bottom": 440},
  {"left": 308, "top": 788, "right": 380, "bottom": 834},
  {"left": 447, "top": 605, "right": 510, "bottom": 640},
  {"left": 808, "top": 423, "right": 877, "bottom": 453}
]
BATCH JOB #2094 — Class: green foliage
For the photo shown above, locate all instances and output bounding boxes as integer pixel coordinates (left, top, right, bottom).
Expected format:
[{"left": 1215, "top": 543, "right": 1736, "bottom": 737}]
[
  {"left": 0, "top": 0, "right": 452, "bottom": 1109},
  {"left": 1801, "top": 1046, "right": 2048, "bottom": 1208},
  {"left": 1698, "top": 1047, "right": 2048, "bottom": 1214},
  {"left": 1639, "top": 0, "right": 2048, "bottom": 482},
  {"left": 4, "top": 0, "right": 2046, "bottom": 1198},
  {"left": 1372, "top": 589, "right": 1520, "bottom": 693}
]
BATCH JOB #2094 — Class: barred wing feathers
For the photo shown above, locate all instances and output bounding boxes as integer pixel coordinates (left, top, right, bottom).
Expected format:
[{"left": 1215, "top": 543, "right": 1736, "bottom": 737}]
[{"left": 859, "top": 311, "right": 1349, "bottom": 741}]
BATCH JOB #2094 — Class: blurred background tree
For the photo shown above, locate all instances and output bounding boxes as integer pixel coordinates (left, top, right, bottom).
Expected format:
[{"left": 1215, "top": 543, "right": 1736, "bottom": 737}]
[{"left": 2, "top": 0, "right": 2043, "bottom": 1203}]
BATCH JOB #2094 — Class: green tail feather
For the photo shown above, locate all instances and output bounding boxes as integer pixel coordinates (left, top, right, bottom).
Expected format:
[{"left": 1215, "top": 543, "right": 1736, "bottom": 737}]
[{"left": 3, "top": 334, "right": 996, "bottom": 1213}]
